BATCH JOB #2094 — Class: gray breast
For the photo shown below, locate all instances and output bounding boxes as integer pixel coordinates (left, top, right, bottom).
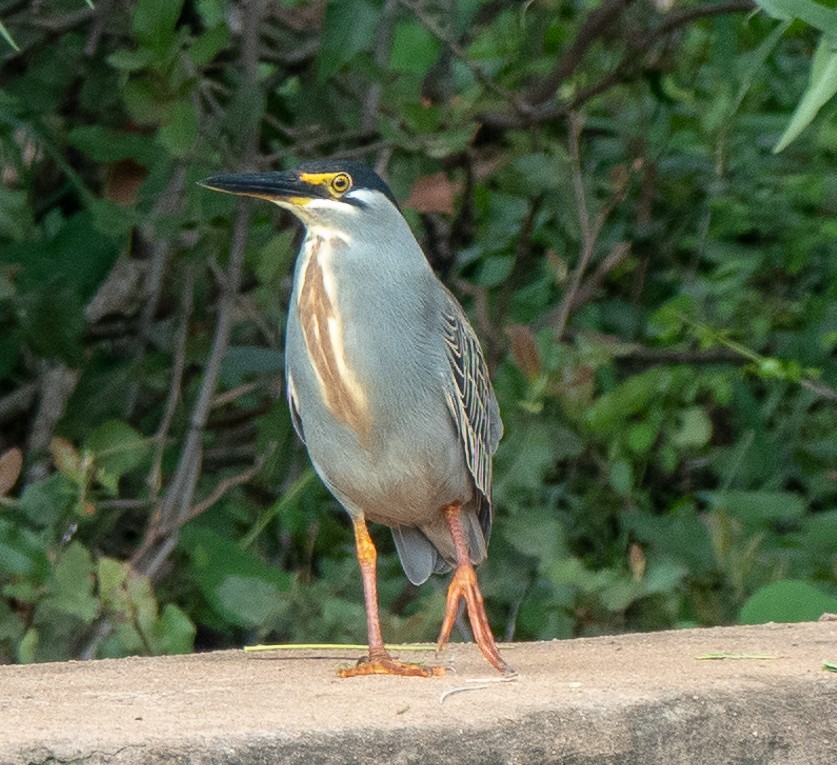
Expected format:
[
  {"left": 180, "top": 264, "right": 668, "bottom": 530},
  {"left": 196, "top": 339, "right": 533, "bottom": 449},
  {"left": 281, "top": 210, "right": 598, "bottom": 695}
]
[{"left": 285, "top": 234, "right": 472, "bottom": 528}]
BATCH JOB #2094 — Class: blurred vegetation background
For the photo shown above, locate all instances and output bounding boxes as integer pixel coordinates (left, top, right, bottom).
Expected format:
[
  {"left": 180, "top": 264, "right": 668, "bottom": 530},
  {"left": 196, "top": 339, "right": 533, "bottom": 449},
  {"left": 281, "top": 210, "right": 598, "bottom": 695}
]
[{"left": 0, "top": 0, "right": 835, "bottom": 664}]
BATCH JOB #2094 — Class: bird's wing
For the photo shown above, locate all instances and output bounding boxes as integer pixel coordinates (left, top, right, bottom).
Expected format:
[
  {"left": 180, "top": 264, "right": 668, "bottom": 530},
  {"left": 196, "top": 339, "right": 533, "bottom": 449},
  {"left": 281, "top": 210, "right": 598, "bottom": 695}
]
[{"left": 440, "top": 287, "right": 503, "bottom": 535}]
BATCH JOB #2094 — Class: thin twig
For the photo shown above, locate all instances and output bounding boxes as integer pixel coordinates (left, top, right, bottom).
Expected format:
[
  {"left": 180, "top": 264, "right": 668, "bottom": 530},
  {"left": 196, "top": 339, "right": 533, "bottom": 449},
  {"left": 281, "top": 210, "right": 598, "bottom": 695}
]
[
  {"left": 159, "top": 452, "right": 270, "bottom": 534},
  {"left": 526, "top": 0, "right": 639, "bottom": 107},
  {"left": 566, "top": 1, "right": 755, "bottom": 112},
  {"left": 0, "top": 382, "right": 37, "bottom": 425},
  {"left": 132, "top": 0, "right": 264, "bottom": 581},
  {"left": 497, "top": 196, "right": 543, "bottom": 329},
  {"left": 800, "top": 378, "right": 837, "bottom": 403},
  {"left": 212, "top": 381, "right": 263, "bottom": 409},
  {"left": 480, "top": 0, "right": 754, "bottom": 129},
  {"left": 617, "top": 346, "right": 742, "bottom": 365},
  {"left": 24, "top": 364, "right": 80, "bottom": 484},
  {"left": 399, "top": 0, "right": 529, "bottom": 115},
  {"left": 361, "top": 0, "right": 398, "bottom": 132},
  {"left": 569, "top": 240, "right": 631, "bottom": 310},
  {"left": 552, "top": 115, "right": 605, "bottom": 339},
  {"left": 125, "top": 165, "right": 188, "bottom": 417},
  {"left": 146, "top": 267, "right": 195, "bottom": 496}
]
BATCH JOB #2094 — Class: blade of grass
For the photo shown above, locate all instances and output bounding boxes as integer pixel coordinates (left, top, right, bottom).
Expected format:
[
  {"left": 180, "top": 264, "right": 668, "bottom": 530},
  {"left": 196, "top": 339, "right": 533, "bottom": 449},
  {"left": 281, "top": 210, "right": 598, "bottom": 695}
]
[
  {"left": 244, "top": 642, "right": 517, "bottom": 652},
  {"left": 0, "top": 19, "right": 20, "bottom": 51},
  {"left": 244, "top": 642, "right": 439, "bottom": 652},
  {"left": 696, "top": 652, "right": 778, "bottom": 660}
]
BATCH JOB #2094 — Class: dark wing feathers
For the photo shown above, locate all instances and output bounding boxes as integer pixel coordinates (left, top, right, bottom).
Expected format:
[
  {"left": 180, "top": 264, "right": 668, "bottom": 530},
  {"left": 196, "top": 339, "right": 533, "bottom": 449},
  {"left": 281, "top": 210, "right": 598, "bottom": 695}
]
[{"left": 440, "top": 289, "right": 503, "bottom": 538}]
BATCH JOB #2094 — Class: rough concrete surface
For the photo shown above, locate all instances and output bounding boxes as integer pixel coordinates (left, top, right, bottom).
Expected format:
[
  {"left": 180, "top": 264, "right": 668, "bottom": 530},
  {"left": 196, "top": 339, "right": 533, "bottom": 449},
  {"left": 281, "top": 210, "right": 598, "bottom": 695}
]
[{"left": 0, "top": 621, "right": 835, "bottom": 765}]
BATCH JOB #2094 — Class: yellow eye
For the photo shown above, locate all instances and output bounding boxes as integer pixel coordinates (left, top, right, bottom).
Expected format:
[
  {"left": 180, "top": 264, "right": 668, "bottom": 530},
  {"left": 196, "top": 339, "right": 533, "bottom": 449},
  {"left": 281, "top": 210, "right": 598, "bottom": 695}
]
[{"left": 330, "top": 173, "right": 351, "bottom": 194}]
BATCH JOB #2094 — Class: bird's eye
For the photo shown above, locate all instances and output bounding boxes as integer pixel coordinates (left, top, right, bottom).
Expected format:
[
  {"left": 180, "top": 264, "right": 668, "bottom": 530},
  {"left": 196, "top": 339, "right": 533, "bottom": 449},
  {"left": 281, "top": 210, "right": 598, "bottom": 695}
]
[{"left": 330, "top": 173, "right": 351, "bottom": 194}]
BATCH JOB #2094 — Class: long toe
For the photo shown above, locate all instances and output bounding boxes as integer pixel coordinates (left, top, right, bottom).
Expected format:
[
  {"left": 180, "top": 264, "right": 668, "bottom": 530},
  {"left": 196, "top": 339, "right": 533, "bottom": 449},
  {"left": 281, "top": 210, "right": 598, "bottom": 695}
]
[
  {"left": 438, "top": 564, "right": 515, "bottom": 676},
  {"left": 338, "top": 652, "right": 445, "bottom": 678}
]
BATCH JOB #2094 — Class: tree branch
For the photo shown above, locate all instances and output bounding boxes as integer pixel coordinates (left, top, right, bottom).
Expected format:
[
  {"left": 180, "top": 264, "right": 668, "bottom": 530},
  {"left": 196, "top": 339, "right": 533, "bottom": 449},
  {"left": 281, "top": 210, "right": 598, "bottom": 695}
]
[
  {"left": 132, "top": 0, "right": 264, "bottom": 581},
  {"left": 526, "top": 0, "right": 639, "bottom": 107},
  {"left": 480, "top": 0, "right": 754, "bottom": 129},
  {"left": 551, "top": 115, "right": 618, "bottom": 340},
  {"left": 400, "top": 0, "right": 529, "bottom": 116}
]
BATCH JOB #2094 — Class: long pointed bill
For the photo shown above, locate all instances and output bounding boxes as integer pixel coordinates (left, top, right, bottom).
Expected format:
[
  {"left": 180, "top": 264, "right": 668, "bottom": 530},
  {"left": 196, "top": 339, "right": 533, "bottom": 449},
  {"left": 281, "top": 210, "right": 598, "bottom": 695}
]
[{"left": 198, "top": 171, "right": 327, "bottom": 206}]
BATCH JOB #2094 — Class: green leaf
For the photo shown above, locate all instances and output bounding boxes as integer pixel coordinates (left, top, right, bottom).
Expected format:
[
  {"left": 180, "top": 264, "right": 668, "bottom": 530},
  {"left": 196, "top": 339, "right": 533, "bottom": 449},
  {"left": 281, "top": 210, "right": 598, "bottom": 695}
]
[
  {"left": 18, "top": 474, "right": 77, "bottom": 528},
  {"left": 220, "top": 346, "right": 283, "bottom": 388},
  {"left": 132, "top": 0, "right": 185, "bottom": 52},
  {"left": 0, "top": 187, "right": 33, "bottom": 241},
  {"left": 4, "top": 211, "right": 120, "bottom": 303},
  {"left": 475, "top": 255, "right": 514, "bottom": 287},
  {"left": 107, "top": 46, "right": 157, "bottom": 72},
  {"left": 508, "top": 152, "right": 568, "bottom": 194},
  {"left": 774, "top": 35, "right": 837, "bottom": 152},
  {"left": 254, "top": 231, "right": 296, "bottom": 286},
  {"left": 317, "top": 0, "right": 379, "bottom": 81},
  {"left": 622, "top": 504, "right": 716, "bottom": 576},
  {"left": 703, "top": 490, "right": 806, "bottom": 527},
  {"left": 627, "top": 421, "right": 658, "bottom": 455},
  {"left": 123, "top": 77, "right": 172, "bottom": 123},
  {"left": 495, "top": 421, "right": 577, "bottom": 496},
  {"left": 17, "top": 285, "right": 86, "bottom": 364},
  {"left": 739, "top": 580, "right": 837, "bottom": 624},
  {"left": 17, "top": 628, "right": 38, "bottom": 663},
  {"left": 68, "top": 125, "right": 159, "bottom": 165},
  {"left": 389, "top": 22, "right": 441, "bottom": 75},
  {"left": 669, "top": 407, "right": 712, "bottom": 449},
  {"left": 180, "top": 525, "right": 291, "bottom": 628},
  {"left": 242, "top": 468, "right": 319, "bottom": 548},
  {"left": 586, "top": 369, "right": 675, "bottom": 435},
  {"left": 420, "top": 124, "right": 478, "bottom": 159},
  {"left": 97, "top": 557, "right": 131, "bottom": 612},
  {"left": 189, "top": 24, "right": 229, "bottom": 67},
  {"left": 149, "top": 604, "right": 195, "bottom": 654},
  {"left": 123, "top": 572, "right": 161, "bottom": 639},
  {"left": 0, "top": 600, "right": 25, "bottom": 647},
  {"left": 39, "top": 542, "right": 99, "bottom": 623},
  {"left": 196, "top": 0, "right": 227, "bottom": 27},
  {"left": 609, "top": 459, "right": 633, "bottom": 496},
  {"left": 503, "top": 507, "right": 567, "bottom": 565},
  {"left": 0, "top": 519, "right": 50, "bottom": 580},
  {"left": 158, "top": 100, "right": 200, "bottom": 158},
  {"left": 755, "top": 0, "right": 837, "bottom": 33},
  {"left": 799, "top": 510, "right": 837, "bottom": 553},
  {"left": 731, "top": 21, "right": 790, "bottom": 116},
  {"left": 86, "top": 420, "right": 149, "bottom": 478},
  {"left": 640, "top": 559, "right": 688, "bottom": 597}
]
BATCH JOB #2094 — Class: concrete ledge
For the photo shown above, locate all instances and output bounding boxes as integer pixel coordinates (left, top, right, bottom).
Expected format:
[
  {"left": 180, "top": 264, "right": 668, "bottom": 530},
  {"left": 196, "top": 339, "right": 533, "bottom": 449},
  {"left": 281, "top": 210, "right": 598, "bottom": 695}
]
[{"left": 1, "top": 621, "right": 835, "bottom": 764}]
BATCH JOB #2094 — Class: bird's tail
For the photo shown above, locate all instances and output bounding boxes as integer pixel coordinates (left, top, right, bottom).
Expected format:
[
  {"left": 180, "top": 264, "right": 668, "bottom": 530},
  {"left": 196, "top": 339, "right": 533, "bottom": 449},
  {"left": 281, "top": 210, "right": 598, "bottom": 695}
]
[{"left": 391, "top": 505, "right": 487, "bottom": 586}]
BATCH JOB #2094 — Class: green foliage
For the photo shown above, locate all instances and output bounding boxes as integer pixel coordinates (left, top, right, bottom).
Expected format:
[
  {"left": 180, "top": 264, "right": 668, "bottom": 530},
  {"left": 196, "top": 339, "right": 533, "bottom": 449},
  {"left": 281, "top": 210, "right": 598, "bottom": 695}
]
[
  {"left": 180, "top": 525, "right": 291, "bottom": 628},
  {"left": 739, "top": 579, "right": 837, "bottom": 623},
  {"left": 754, "top": 0, "right": 837, "bottom": 150},
  {"left": 0, "top": 0, "right": 834, "bottom": 665}
]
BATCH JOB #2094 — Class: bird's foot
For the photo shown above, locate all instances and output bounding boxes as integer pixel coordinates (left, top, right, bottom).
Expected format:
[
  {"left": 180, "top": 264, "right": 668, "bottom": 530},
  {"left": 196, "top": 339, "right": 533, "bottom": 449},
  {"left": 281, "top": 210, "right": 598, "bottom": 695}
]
[
  {"left": 338, "top": 651, "right": 445, "bottom": 678},
  {"left": 437, "top": 563, "right": 515, "bottom": 676}
]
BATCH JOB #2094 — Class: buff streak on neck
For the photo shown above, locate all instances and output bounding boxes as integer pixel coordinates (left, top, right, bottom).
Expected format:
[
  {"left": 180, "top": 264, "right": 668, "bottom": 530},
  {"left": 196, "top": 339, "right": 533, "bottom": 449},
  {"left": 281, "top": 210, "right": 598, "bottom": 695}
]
[{"left": 297, "top": 236, "right": 370, "bottom": 442}]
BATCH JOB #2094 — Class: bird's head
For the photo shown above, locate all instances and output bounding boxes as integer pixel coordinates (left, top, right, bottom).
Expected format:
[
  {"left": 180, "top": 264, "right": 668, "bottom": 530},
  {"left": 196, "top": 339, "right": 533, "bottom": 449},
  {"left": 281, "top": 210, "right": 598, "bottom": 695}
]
[{"left": 199, "top": 160, "right": 401, "bottom": 238}]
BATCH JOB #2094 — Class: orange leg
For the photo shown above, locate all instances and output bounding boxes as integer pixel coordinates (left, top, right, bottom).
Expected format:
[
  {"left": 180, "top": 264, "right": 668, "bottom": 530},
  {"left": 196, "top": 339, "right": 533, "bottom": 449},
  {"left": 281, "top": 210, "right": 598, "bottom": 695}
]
[
  {"left": 437, "top": 503, "right": 514, "bottom": 675},
  {"left": 339, "top": 515, "right": 443, "bottom": 678}
]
